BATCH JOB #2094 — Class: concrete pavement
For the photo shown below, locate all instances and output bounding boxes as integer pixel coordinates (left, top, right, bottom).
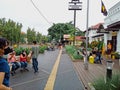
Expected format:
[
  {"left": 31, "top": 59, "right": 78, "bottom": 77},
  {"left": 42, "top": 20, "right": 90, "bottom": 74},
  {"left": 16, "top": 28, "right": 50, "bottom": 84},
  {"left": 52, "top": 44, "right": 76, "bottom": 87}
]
[{"left": 10, "top": 48, "right": 84, "bottom": 90}]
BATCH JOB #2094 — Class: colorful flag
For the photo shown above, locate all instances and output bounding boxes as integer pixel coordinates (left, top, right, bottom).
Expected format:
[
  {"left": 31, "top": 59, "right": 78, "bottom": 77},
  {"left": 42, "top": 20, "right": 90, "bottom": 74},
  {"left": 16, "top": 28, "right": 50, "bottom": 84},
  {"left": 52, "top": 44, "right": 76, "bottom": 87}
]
[{"left": 101, "top": 0, "right": 108, "bottom": 16}]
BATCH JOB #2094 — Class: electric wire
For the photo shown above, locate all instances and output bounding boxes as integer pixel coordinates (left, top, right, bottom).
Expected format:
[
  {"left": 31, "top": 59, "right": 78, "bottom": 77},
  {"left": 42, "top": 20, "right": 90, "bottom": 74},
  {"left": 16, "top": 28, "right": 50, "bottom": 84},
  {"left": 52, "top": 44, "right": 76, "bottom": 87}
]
[{"left": 30, "top": 0, "right": 51, "bottom": 25}]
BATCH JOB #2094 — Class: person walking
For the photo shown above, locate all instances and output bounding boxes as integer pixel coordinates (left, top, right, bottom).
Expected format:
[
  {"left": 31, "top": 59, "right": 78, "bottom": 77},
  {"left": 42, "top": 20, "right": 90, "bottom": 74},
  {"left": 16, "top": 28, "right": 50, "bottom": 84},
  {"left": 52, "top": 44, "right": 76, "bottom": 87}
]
[
  {"left": 0, "top": 38, "right": 12, "bottom": 90},
  {"left": 31, "top": 41, "right": 39, "bottom": 73}
]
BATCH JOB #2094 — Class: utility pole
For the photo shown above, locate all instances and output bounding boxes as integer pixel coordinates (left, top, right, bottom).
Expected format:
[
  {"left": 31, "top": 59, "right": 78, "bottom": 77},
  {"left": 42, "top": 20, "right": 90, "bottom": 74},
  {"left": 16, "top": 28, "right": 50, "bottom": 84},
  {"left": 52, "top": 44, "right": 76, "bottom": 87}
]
[
  {"left": 73, "top": 9, "right": 76, "bottom": 45},
  {"left": 68, "top": 0, "right": 82, "bottom": 45},
  {"left": 84, "top": 0, "right": 89, "bottom": 70}
]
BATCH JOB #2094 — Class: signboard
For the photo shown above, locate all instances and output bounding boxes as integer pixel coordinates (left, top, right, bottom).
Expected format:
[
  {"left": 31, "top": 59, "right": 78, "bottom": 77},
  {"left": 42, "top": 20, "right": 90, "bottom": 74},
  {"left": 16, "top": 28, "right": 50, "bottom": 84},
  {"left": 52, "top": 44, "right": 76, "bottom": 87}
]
[
  {"left": 64, "top": 34, "right": 70, "bottom": 39},
  {"left": 69, "top": 4, "right": 82, "bottom": 10},
  {"left": 68, "top": 0, "right": 82, "bottom": 10},
  {"left": 71, "top": 0, "right": 79, "bottom": 3},
  {"left": 72, "top": 0, "right": 79, "bottom": 1}
]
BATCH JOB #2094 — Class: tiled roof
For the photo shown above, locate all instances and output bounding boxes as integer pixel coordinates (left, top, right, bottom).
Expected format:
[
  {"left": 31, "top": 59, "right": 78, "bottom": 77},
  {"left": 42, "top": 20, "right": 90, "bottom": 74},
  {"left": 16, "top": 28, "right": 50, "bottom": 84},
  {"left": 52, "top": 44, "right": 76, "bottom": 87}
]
[
  {"left": 91, "top": 23, "right": 104, "bottom": 30},
  {"left": 84, "top": 23, "right": 104, "bottom": 32},
  {"left": 75, "top": 36, "right": 86, "bottom": 40}
]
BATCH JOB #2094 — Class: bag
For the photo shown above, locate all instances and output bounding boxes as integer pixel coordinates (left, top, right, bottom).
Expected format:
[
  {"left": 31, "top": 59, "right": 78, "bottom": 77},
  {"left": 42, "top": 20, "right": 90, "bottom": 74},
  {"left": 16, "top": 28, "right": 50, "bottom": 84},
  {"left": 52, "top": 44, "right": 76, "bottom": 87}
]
[{"left": 27, "top": 53, "right": 32, "bottom": 63}]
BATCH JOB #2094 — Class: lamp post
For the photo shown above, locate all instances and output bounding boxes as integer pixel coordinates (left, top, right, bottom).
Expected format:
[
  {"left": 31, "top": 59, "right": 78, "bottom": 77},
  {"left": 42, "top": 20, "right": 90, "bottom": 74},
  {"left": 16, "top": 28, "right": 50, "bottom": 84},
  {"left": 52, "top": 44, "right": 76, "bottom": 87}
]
[
  {"left": 106, "top": 60, "right": 114, "bottom": 81},
  {"left": 68, "top": 0, "right": 82, "bottom": 45}
]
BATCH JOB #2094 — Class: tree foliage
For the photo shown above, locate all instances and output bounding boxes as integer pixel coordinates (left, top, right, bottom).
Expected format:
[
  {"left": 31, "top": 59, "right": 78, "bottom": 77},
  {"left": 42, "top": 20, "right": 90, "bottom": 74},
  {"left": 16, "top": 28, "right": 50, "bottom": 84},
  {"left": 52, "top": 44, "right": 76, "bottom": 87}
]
[
  {"left": 47, "top": 22, "right": 84, "bottom": 42},
  {"left": 0, "top": 18, "right": 22, "bottom": 45},
  {"left": 0, "top": 18, "right": 47, "bottom": 45},
  {"left": 26, "top": 27, "right": 48, "bottom": 44},
  {"left": 48, "top": 22, "right": 75, "bottom": 42}
]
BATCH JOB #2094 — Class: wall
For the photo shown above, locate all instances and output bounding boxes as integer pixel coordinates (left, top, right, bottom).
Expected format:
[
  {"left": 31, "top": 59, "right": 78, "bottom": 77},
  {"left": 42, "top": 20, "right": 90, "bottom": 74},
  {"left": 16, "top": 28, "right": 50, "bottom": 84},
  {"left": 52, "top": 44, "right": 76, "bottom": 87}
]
[
  {"left": 117, "top": 30, "right": 120, "bottom": 52},
  {"left": 105, "top": 1, "right": 120, "bottom": 26},
  {"left": 104, "top": 1, "right": 120, "bottom": 52}
]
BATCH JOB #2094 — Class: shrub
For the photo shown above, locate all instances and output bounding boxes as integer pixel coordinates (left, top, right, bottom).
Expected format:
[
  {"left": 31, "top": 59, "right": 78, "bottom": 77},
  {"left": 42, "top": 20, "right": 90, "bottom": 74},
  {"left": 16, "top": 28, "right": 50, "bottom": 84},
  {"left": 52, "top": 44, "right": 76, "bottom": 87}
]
[
  {"left": 39, "top": 45, "right": 47, "bottom": 53},
  {"left": 65, "top": 45, "right": 83, "bottom": 60},
  {"left": 73, "top": 51, "right": 83, "bottom": 60},
  {"left": 14, "top": 47, "right": 31, "bottom": 55},
  {"left": 14, "top": 47, "right": 24, "bottom": 55},
  {"left": 25, "top": 48, "right": 31, "bottom": 55},
  {"left": 65, "top": 45, "right": 76, "bottom": 55},
  {"left": 90, "top": 41, "right": 98, "bottom": 49}
]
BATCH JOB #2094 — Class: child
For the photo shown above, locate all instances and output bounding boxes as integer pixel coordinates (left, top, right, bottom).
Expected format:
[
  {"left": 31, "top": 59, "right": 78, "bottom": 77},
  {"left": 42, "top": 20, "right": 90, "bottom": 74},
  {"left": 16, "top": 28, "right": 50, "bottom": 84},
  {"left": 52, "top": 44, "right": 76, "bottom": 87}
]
[{"left": 89, "top": 53, "right": 94, "bottom": 64}]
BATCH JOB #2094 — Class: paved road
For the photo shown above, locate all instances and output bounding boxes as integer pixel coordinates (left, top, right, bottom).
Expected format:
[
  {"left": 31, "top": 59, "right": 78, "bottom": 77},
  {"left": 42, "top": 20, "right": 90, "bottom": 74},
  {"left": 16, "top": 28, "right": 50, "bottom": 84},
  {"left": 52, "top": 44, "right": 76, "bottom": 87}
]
[{"left": 10, "top": 48, "right": 84, "bottom": 90}]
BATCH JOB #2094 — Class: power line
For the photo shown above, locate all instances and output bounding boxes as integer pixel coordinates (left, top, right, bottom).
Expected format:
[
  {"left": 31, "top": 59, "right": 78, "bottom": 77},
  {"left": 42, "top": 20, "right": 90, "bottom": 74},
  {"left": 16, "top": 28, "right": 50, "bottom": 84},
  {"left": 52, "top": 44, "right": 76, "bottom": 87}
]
[{"left": 30, "top": 0, "right": 51, "bottom": 25}]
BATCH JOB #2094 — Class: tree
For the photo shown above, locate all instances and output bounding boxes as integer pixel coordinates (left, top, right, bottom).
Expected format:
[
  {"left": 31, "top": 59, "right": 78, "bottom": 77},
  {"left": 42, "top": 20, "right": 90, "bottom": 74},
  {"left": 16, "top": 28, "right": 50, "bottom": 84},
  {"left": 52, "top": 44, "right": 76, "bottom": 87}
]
[
  {"left": 75, "top": 27, "right": 85, "bottom": 36},
  {"left": 0, "top": 18, "right": 47, "bottom": 45},
  {"left": 27, "top": 27, "right": 36, "bottom": 44},
  {"left": 0, "top": 18, "right": 22, "bottom": 45},
  {"left": 27, "top": 27, "right": 46, "bottom": 44},
  {"left": 20, "top": 32, "right": 27, "bottom": 44},
  {"left": 36, "top": 32, "right": 42, "bottom": 43},
  {"left": 48, "top": 22, "right": 75, "bottom": 42}
]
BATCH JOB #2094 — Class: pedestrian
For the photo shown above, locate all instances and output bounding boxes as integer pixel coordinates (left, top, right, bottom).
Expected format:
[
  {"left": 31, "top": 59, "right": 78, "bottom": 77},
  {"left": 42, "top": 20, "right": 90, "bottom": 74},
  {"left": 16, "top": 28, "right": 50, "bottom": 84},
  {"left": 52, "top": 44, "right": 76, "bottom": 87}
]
[
  {"left": 59, "top": 43, "right": 62, "bottom": 49},
  {"left": 82, "top": 48, "right": 87, "bottom": 62},
  {"left": 0, "top": 37, "right": 12, "bottom": 90},
  {"left": 31, "top": 41, "right": 39, "bottom": 73},
  {"left": 94, "top": 49, "right": 102, "bottom": 64},
  {"left": 107, "top": 42, "right": 112, "bottom": 59}
]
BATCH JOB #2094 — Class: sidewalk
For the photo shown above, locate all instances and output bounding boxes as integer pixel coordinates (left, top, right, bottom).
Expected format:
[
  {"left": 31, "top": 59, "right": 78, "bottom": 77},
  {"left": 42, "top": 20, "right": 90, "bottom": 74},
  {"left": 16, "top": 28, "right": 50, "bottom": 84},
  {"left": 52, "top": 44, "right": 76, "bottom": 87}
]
[
  {"left": 73, "top": 57, "right": 120, "bottom": 90},
  {"left": 10, "top": 48, "right": 84, "bottom": 90}
]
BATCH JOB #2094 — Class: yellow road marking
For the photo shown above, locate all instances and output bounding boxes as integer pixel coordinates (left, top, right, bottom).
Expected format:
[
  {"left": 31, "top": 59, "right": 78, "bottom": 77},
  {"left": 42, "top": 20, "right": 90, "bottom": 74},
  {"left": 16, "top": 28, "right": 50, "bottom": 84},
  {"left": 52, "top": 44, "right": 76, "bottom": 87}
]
[{"left": 44, "top": 49, "right": 62, "bottom": 90}]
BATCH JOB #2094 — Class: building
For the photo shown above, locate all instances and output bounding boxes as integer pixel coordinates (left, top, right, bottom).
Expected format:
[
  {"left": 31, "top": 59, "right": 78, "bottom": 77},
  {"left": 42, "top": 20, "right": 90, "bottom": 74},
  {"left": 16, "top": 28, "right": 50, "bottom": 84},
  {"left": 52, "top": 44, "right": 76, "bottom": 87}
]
[
  {"left": 104, "top": 1, "right": 120, "bottom": 52},
  {"left": 86, "top": 23, "right": 105, "bottom": 43},
  {"left": 84, "top": 1, "right": 120, "bottom": 53}
]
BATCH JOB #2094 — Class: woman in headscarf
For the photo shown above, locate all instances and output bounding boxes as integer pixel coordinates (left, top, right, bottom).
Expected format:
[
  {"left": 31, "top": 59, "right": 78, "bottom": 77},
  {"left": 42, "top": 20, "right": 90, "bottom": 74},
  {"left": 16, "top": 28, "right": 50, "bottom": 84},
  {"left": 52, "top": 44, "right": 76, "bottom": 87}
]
[{"left": 0, "top": 37, "right": 12, "bottom": 90}]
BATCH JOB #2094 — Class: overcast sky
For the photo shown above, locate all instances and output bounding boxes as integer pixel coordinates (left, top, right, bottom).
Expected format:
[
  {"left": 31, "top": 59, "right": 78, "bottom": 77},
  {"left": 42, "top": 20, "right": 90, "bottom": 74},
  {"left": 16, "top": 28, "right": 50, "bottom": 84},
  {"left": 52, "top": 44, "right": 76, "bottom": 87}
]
[{"left": 0, "top": 0, "right": 119, "bottom": 35}]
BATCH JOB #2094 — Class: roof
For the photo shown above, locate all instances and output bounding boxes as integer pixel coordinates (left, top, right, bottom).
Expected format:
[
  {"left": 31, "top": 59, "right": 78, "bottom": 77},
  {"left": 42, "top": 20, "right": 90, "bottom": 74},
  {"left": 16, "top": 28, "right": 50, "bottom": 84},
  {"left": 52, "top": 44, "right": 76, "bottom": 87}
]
[
  {"left": 107, "top": 21, "right": 120, "bottom": 28},
  {"left": 91, "top": 23, "right": 104, "bottom": 30},
  {"left": 84, "top": 23, "right": 104, "bottom": 32},
  {"left": 75, "top": 36, "right": 86, "bottom": 40}
]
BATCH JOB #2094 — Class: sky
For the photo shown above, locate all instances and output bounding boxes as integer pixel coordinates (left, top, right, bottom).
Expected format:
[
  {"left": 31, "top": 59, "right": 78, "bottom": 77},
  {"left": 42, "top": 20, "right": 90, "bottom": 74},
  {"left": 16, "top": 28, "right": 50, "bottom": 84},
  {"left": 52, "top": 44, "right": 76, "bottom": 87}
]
[{"left": 0, "top": 0, "right": 119, "bottom": 35}]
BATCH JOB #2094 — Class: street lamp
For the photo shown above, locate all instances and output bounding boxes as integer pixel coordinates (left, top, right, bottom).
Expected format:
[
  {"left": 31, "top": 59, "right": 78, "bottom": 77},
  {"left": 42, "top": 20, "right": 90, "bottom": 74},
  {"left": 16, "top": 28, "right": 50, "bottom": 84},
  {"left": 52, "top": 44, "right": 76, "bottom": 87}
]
[
  {"left": 106, "top": 60, "right": 114, "bottom": 80},
  {"left": 68, "top": 0, "right": 82, "bottom": 45}
]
